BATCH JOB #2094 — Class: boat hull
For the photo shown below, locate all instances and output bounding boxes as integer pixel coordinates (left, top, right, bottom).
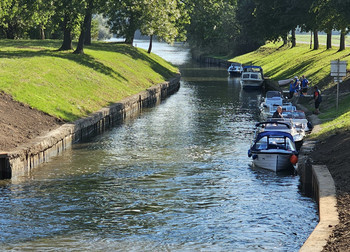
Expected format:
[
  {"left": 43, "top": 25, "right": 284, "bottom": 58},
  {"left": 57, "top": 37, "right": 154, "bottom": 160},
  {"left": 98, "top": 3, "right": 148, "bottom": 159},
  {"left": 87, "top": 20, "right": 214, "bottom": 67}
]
[
  {"left": 228, "top": 71, "right": 242, "bottom": 77},
  {"left": 240, "top": 79, "right": 264, "bottom": 88},
  {"left": 252, "top": 151, "right": 294, "bottom": 172}
]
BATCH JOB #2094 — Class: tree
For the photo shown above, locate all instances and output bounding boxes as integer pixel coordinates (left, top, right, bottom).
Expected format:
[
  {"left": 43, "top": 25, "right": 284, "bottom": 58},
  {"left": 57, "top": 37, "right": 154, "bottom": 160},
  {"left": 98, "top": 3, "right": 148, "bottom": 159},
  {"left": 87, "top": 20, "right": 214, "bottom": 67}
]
[
  {"left": 331, "top": 0, "right": 350, "bottom": 51},
  {"left": 92, "top": 14, "right": 112, "bottom": 40},
  {"left": 312, "top": 0, "right": 337, "bottom": 49},
  {"left": 296, "top": 0, "right": 320, "bottom": 50},
  {"left": 74, "top": 0, "right": 93, "bottom": 54},
  {"left": 0, "top": 0, "right": 39, "bottom": 39},
  {"left": 53, "top": 0, "right": 84, "bottom": 51},
  {"left": 234, "top": 0, "right": 264, "bottom": 55},
  {"left": 186, "top": 0, "right": 239, "bottom": 55},
  {"left": 29, "top": 0, "right": 56, "bottom": 40},
  {"left": 106, "top": 0, "right": 143, "bottom": 45},
  {"left": 139, "top": 0, "right": 188, "bottom": 53}
]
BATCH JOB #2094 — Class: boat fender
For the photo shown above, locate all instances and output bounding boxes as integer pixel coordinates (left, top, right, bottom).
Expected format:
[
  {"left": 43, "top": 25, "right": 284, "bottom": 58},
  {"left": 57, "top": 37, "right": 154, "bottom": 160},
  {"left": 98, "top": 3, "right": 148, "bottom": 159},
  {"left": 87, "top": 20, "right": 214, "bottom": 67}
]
[
  {"left": 252, "top": 154, "right": 258, "bottom": 160},
  {"left": 290, "top": 155, "right": 298, "bottom": 165},
  {"left": 248, "top": 149, "right": 252, "bottom": 157}
]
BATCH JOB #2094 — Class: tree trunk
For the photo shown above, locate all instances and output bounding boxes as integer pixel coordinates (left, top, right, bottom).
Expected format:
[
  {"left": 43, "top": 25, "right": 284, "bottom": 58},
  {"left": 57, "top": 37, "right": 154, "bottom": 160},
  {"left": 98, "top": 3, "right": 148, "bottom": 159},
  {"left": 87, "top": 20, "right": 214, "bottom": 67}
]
[
  {"left": 59, "top": 14, "right": 73, "bottom": 51},
  {"left": 147, "top": 35, "right": 153, "bottom": 53},
  {"left": 291, "top": 28, "right": 296, "bottom": 48},
  {"left": 310, "top": 31, "right": 312, "bottom": 49},
  {"left": 74, "top": 1, "right": 93, "bottom": 54},
  {"left": 313, "top": 30, "right": 319, "bottom": 50},
  {"left": 6, "top": 23, "right": 16, "bottom": 39},
  {"left": 124, "top": 16, "right": 136, "bottom": 45},
  {"left": 283, "top": 36, "right": 287, "bottom": 46},
  {"left": 40, "top": 25, "right": 45, "bottom": 40},
  {"left": 326, "top": 31, "right": 332, "bottom": 49},
  {"left": 339, "top": 29, "right": 346, "bottom": 51},
  {"left": 84, "top": 12, "right": 92, "bottom": 45}
]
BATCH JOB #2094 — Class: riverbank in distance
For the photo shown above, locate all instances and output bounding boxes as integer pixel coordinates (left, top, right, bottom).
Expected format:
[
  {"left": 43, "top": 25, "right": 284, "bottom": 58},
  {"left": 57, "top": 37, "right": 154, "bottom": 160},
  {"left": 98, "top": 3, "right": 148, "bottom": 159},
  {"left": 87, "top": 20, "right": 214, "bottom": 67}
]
[{"left": 0, "top": 39, "right": 179, "bottom": 122}]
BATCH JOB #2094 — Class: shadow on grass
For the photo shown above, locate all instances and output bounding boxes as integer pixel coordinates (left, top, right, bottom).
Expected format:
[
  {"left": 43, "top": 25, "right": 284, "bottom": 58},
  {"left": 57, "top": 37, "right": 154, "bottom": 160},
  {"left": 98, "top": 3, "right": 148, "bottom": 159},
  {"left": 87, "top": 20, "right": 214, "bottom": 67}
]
[
  {"left": 0, "top": 46, "right": 128, "bottom": 82},
  {"left": 266, "top": 58, "right": 315, "bottom": 79},
  {"left": 88, "top": 42, "right": 176, "bottom": 79},
  {"left": 0, "top": 40, "right": 176, "bottom": 81}
]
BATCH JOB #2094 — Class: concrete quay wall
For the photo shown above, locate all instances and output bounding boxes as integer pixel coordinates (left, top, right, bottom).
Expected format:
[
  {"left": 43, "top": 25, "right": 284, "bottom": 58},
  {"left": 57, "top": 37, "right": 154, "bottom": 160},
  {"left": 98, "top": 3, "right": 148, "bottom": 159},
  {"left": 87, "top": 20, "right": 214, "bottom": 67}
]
[
  {"left": 298, "top": 141, "right": 339, "bottom": 251},
  {"left": 0, "top": 75, "right": 181, "bottom": 179}
]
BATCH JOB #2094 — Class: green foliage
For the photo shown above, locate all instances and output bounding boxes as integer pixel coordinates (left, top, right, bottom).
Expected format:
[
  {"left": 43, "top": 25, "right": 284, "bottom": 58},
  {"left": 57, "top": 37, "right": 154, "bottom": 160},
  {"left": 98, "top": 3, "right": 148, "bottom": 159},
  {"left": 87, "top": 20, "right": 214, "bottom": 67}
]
[
  {"left": 139, "top": 0, "right": 186, "bottom": 45},
  {"left": 0, "top": 40, "right": 178, "bottom": 121},
  {"left": 93, "top": 14, "right": 112, "bottom": 41},
  {"left": 106, "top": 0, "right": 188, "bottom": 46},
  {"left": 186, "top": 0, "right": 238, "bottom": 55}
]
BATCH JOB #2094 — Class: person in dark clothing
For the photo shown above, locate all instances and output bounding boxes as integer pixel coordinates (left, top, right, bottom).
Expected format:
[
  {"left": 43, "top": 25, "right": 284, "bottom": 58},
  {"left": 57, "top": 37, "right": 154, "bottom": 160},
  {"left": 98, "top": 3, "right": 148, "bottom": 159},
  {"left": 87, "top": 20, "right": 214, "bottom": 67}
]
[
  {"left": 272, "top": 106, "right": 283, "bottom": 118},
  {"left": 313, "top": 86, "right": 322, "bottom": 114},
  {"left": 301, "top": 75, "right": 309, "bottom": 96}
]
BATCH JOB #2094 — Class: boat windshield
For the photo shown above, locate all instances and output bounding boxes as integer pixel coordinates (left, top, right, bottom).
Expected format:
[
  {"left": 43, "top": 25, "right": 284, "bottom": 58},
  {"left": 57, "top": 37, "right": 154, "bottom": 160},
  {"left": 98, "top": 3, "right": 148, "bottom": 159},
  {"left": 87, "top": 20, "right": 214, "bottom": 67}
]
[
  {"left": 266, "top": 91, "right": 281, "bottom": 98},
  {"left": 264, "top": 123, "right": 290, "bottom": 130},
  {"left": 283, "top": 111, "right": 306, "bottom": 119},
  {"left": 254, "top": 136, "right": 295, "bottom": 151}
]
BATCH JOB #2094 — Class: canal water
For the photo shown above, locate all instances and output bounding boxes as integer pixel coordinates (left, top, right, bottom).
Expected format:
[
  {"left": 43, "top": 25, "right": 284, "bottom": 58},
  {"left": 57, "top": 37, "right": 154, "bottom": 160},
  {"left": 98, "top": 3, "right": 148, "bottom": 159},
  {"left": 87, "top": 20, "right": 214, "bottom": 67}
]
[{"left": 1, "top": 41, "right": 317, "bottom": 251}]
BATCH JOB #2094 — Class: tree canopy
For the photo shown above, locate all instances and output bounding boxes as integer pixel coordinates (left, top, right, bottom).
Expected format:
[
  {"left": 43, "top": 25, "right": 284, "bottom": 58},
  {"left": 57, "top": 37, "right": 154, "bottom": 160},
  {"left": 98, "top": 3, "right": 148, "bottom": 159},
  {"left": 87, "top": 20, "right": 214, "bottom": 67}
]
[{"left": 0, "top": 0, "right": 349, "bottom": 55}]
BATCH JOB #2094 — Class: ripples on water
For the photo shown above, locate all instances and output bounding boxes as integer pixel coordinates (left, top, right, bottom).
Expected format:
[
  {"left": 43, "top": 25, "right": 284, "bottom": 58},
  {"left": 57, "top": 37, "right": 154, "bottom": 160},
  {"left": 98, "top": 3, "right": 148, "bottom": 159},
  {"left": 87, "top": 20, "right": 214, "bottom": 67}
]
[{"left": 0, "top": 41, "right": 317, "bottom": 251}]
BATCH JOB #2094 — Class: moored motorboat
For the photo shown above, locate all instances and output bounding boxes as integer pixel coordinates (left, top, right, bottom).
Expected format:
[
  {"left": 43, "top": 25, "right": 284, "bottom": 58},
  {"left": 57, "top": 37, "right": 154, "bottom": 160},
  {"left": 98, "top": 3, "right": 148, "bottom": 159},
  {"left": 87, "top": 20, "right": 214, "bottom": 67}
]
[
  {"left": 278, "top": 79, "right": 293, "bottom": 86},
  {"left": 227, "top": 62, "right": 243, "bottom": 77},
  {"left": 240, "top": 66, "right": 264, "bottom": 88},
  {"left": 282, "top": 110, "right": 313, "bottom": 133},
  {"left": 259, "top": 91, "right": 296, "bottom": 119},
  {"left": 255, "top": 120, "right": 305, "bottom": 150},
  {"left": 248, "top": 131, "right": 298, "bottom": 172}
]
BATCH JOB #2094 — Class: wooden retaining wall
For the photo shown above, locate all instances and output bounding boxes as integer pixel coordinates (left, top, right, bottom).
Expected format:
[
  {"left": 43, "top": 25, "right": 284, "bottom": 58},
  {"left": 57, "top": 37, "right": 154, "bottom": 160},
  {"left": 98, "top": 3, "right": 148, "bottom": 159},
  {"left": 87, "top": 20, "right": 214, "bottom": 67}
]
[{"left": 0, "top": 75, "right": 181, "bottom": 179}]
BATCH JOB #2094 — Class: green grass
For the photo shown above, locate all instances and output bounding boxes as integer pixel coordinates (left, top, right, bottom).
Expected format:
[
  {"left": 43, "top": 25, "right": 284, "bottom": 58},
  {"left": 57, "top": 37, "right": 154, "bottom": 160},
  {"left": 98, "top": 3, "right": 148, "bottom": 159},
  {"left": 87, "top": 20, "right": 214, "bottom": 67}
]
[
  {"left": 295, "top": 34, "right": 350, "bottom": 46},
  {"left": 0, "top": 40, "right": 178, "bottom": 121},
  {"left": 227, "top": 41, "right": 350, "bottom": 140},
  {"left": 229, "top": 42, "right": 350, "bottom": 85},
  {"left": 310, "top": 94, "right": 350, "bottom": 139}
]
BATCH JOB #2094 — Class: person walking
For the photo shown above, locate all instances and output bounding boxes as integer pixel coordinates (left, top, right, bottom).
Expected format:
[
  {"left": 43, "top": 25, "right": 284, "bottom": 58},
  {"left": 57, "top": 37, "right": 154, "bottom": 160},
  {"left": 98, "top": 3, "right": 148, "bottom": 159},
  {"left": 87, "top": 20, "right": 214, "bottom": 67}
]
[{"left": 313, "top": 86, "right": 322, "bottom": 114}]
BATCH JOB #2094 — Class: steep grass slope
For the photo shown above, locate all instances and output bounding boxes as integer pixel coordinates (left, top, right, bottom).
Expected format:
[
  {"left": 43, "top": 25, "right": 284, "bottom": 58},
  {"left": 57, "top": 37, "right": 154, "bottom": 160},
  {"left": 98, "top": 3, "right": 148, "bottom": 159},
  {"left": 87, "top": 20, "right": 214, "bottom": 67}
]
[{"left": 0, "top": 40, "right": 178, "bottom": 121}]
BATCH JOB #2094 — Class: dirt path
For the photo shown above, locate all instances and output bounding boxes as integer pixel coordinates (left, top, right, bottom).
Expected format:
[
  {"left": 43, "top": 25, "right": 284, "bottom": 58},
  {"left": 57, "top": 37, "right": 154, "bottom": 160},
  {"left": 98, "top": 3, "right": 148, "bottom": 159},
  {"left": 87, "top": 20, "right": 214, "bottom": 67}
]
[{"left": 0, "top": 91, "right": 63, "bottom": 152}]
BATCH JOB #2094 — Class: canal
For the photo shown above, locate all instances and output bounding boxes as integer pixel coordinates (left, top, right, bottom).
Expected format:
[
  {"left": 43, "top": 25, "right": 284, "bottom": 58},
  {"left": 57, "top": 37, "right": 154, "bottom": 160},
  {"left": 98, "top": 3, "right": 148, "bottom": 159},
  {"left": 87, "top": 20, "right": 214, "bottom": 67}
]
[{"left": 1, "top": 41, "right": 318, "bottom": 251}]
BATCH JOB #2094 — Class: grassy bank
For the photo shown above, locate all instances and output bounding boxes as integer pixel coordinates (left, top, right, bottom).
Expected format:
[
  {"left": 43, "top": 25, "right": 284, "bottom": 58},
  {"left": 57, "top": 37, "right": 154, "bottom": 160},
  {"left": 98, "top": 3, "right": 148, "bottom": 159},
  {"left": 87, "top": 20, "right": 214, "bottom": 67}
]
[
  {"left": 228, "top": 42, "right": 350, "bottom": 139},
  {"left": 229, "top": 42, "right": 350, "bottom": 84},
  {"left": 0, "top": 40, "right": 178, "bottom": 121}
]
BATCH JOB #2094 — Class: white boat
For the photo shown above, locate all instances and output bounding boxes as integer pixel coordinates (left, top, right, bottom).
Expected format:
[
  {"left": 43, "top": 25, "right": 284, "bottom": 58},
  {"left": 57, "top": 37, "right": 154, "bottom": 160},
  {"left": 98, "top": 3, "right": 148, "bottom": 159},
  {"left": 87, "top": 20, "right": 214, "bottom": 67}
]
[
  {"left": 240, "top": 66, "right": 264, "bottom": 88},
  {"left": 227, "top": 62, "right": 243, "bottom": 77},
  {"left": 282, "top": 110, "right": 313, "bottom": 133},
  {"left": 260, "top": 91, "right": 295, "bottom": 118},
  {"left": 255, "top": 120, "right": 305, "bottom": 150},
  {"left": 248, "top": 131, "right": 298, "bottom": 172},
  {"left": 278, "top": 79, "right": 293, "bottom": 86}
]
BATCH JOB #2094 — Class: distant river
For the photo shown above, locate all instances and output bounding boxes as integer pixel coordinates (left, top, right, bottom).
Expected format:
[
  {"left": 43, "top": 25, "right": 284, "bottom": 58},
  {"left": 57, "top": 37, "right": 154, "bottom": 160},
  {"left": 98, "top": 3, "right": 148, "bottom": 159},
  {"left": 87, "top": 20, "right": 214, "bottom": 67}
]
[{"left": 1, "top": 40, "right": 318, "bottom": 251}]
